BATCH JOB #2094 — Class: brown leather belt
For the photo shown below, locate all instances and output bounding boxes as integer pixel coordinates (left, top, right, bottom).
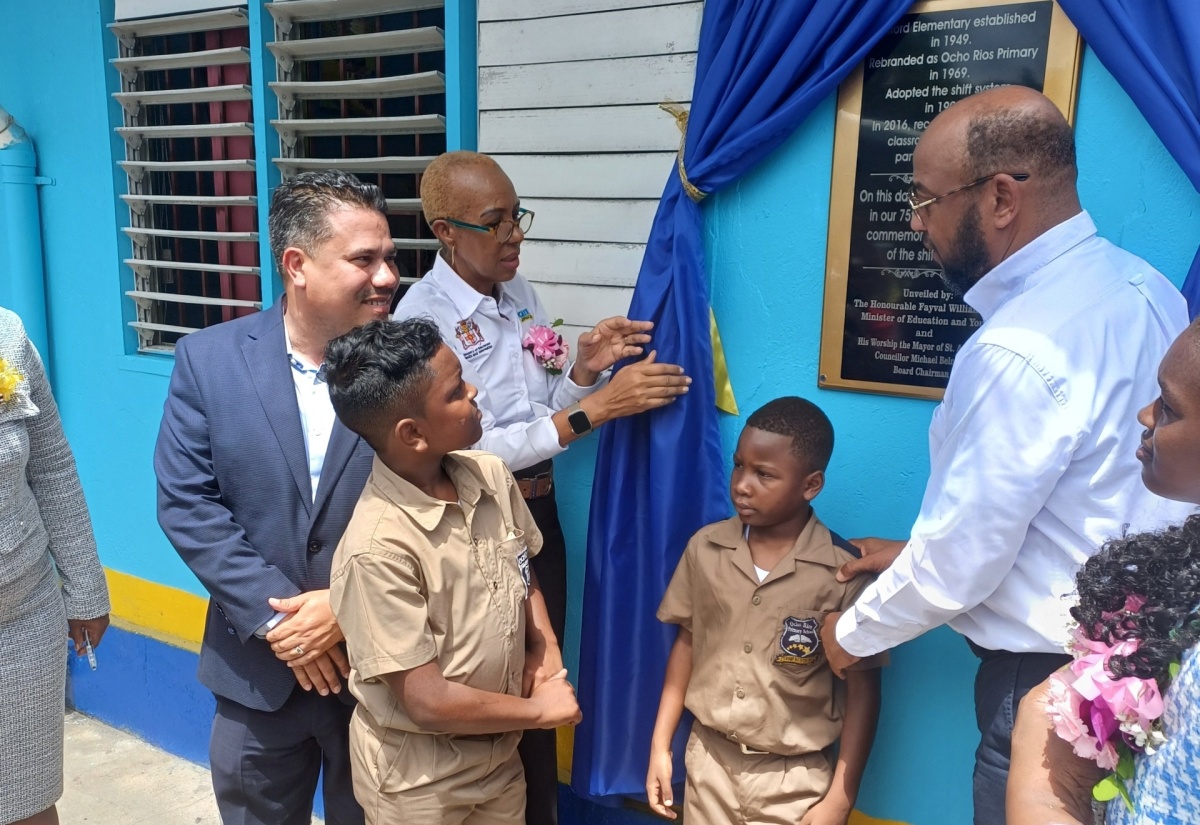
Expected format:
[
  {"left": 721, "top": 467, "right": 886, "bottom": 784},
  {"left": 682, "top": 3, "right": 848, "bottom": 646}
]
[{"left": 516, "top": 471, "right": 553, "bottom": 500}]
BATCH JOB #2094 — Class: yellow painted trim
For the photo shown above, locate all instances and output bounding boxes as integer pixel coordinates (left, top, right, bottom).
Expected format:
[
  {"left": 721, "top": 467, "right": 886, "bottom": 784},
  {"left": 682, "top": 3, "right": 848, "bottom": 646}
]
[
  {"left": 848, "top": 812, "right": 909, "bottom": 825},
  {"left": 556, "top": 724, "right": 574, "bottom": 785},
  {"left": 104, "top": 568, "right": 207, "bottom": 652}
]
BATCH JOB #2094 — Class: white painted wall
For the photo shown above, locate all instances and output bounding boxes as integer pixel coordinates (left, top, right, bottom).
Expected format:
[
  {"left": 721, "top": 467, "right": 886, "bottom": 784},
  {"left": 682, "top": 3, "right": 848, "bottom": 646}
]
[{"left": 477, "top": 0, "right": 703, "bottom": 343}]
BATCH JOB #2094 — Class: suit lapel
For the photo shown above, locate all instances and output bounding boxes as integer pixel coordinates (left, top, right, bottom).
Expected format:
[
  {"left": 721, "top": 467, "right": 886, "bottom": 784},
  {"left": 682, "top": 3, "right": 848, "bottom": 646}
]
[
  {"left": 313, "top": 420, "right": 362, "bottom": 520},
  {"left": 242, "top": 306, "right": 313, "bottom": 514}
]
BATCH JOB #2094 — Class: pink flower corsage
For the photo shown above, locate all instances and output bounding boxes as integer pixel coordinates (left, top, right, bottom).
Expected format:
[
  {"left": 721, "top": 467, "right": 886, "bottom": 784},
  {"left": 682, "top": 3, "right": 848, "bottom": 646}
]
[
  {"left": 522, "top": 321, "right": 569, "bottom": 375},
  {"left": 1045, "top": 596, "right": 1175, "bottom": 810}
]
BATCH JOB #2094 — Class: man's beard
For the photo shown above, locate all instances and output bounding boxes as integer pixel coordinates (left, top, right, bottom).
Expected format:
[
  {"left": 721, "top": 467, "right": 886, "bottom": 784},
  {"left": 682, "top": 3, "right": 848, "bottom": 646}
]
[{"left": 936, "top": 202, "right": 991, "bottom": 297}]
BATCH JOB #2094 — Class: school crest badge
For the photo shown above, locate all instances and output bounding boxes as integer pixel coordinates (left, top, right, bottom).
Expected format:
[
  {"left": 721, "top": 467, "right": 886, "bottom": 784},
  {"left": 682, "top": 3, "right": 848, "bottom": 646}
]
[
  {"left": 773, "top": 616, "right": 821, "bottom": 667},
  {"left": 517, "top": 308, "right": 533, "bottom": 323},
  {"left": 455, "top": 318, "right": 484, "bottom": 348},
  {"left": 516, "top": 547, "right": 531, "bottom": 597}
]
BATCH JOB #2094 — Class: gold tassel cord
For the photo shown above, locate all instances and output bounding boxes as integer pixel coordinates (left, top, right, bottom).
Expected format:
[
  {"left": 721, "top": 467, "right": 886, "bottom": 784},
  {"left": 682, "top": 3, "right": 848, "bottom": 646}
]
[
  {"left": 659, "top": 102, "right": 707, "bottom": 203},
  {"left": 658, "top": 103, "right": 735, "bottom": 414}
]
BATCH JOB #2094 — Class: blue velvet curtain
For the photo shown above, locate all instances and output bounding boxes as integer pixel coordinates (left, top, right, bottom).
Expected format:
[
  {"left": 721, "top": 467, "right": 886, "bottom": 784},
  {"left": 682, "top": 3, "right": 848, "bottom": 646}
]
[
  {"left": 572, "top": 0, "right": 913, "bottom": 801},
  {"left": 1057, "top": 0, "right": 1200, "bottom": 315}
]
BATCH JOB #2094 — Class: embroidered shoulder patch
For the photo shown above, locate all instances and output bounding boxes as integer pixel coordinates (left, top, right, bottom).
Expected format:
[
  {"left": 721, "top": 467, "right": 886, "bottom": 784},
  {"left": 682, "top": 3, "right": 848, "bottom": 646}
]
[
  {"left": 454, "top": 318, "right": 493, "bottom": 359},
  {"left": 773, "top": 616, "right": 821, "bottom": 666},
  {"left": 517, "top": 547, "right": 531, "bottom": 597}
]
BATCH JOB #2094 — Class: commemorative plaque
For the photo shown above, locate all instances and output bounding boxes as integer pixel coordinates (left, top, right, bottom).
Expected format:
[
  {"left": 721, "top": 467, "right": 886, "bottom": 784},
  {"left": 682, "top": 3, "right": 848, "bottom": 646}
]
[{"left": 818, "top": 0, "right": 1081, "bottom": 399}]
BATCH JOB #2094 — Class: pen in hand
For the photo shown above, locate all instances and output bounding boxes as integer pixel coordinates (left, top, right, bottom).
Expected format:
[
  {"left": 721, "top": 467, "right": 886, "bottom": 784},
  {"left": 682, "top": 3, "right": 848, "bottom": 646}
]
[{"left": 83, "top": 629, "right": 97, "bottom": 671}]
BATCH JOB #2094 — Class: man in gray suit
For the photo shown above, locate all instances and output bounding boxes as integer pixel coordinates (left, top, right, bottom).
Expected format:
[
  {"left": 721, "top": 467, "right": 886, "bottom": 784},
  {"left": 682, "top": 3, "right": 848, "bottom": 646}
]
[{"left": 155, "top": 171, "right": 399, "bottom": 825}]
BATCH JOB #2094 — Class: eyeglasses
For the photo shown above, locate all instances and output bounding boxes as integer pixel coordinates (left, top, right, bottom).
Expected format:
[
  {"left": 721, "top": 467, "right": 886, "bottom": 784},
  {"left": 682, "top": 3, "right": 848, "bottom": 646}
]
[
  {"left": 906, "top": 173, "right": 1030, "bottom": 212},
  {"left": 439, "top": 208, "right": 534, "bottom": 243}
]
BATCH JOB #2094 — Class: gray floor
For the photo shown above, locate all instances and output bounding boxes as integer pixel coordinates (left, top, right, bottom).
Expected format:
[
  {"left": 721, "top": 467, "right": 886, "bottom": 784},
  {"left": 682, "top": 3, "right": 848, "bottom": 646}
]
[{"left": 60, "top": 712, "right": 323, "bottom": 824}]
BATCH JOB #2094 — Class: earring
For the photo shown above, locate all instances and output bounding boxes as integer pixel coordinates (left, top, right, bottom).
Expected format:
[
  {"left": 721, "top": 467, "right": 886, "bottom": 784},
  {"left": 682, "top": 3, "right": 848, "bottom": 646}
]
[{"left": 448, "top": 245, "right": 456, "bottom": 268}]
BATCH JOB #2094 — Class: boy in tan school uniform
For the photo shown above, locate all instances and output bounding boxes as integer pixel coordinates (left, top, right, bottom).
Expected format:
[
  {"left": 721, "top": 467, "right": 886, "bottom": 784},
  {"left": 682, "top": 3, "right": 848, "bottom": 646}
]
[
  {"left": 324, "top": 319, "right": 581, "bottom": 825},
  {"left": 646, "top": 397, "right": 884, "bottom": 825}
]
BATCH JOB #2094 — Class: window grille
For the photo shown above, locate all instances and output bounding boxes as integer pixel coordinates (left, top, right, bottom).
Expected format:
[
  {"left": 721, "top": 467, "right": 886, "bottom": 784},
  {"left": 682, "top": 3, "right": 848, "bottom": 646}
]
[
  {"left": 268, "top": 0, "right": 447, "bottom": 294},
  {"left": 111, "top": 6, "right": 262, "bottom": 352}
]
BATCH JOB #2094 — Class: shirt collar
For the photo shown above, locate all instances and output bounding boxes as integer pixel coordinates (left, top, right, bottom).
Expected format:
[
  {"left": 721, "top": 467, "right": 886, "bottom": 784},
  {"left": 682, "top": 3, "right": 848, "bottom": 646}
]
[
  {"left": 368, "top": 451, "right": 499, "bottom": 531},
  {"left": 963, "top": 211, "right": 1097, "bottom": 321},
  {"left": 282, "top": 318, "right": 323, "bottom": 381},
  {"left": 430, "top": 253, "right": 507, "bottom": 320},
  {"left": 704, "top": 512, "right": 843, "bottom": 572}
]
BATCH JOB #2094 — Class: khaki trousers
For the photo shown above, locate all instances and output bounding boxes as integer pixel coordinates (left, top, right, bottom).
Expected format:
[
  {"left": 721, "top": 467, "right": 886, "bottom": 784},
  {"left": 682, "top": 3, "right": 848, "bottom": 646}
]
[
  {"left": 354, "top": 731, "right": 525, "bottom": 825},
  {"left": 683, "top": 722, "right": 831, "bottom": 825}
]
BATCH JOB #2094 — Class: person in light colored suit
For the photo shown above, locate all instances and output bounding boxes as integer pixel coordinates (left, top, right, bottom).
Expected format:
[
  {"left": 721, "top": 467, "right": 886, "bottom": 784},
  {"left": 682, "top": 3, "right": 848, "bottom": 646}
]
[
  {"left": 0, "top": 307, "right": 109, "bottom": 825},
  {"left": 154, "top": 170, "right": 399, "bottom": 825}
]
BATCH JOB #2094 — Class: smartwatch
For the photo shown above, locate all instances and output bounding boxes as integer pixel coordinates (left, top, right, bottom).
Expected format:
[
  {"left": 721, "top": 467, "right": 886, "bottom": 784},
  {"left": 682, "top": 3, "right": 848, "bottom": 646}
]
[{"left": 566, "top": 402, "right": 593, "bottom": 437}]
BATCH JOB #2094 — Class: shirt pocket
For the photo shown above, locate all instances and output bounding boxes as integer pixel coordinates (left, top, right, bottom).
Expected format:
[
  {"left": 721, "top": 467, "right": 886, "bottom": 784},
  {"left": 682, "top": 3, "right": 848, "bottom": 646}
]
[{"left": 491, "top": 530, "right": 529, "bottom": 643}]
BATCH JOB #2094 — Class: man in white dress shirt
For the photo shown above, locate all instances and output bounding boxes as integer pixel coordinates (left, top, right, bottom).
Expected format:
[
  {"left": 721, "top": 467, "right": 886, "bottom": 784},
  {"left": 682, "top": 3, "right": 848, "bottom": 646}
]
[{"left": 818, "top": 86, "right": 1193, "bottom": 825}]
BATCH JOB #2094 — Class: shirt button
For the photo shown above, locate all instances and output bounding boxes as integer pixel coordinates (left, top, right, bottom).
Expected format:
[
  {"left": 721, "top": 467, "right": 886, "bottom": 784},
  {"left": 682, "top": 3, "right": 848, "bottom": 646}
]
[
  {"left": 743, "top": 643, "right": 753, "bottom": 653},
  {"left": 736, "top": 688, "right": 745, "bottom": 699},
  {"left": 307, "top": 540, "right": 321, "bottom": 553},
  {"left": 752, "top": 595, "right": 761, "bottom": 605}
]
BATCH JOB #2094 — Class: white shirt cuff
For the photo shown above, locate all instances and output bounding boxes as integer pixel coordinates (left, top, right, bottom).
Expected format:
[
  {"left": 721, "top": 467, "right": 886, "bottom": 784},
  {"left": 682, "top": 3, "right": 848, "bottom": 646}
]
[
  {"left": 254, "top": 610, "right": 289, "bottom": 639},
  {"left": 527, "top": 416, "right": 568, "bottom": 463},
  {"left": 562, "top": 364, "right": 610, "bottom": 399},
  {"left": 836, "top": 606, "right": 887, "bottom": 659}
]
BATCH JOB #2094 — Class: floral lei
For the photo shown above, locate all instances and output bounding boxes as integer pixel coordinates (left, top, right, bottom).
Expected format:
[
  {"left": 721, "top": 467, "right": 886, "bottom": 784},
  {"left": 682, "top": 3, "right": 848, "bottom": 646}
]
[{"left": 1046, "top": 595, "right": 1179, "bottom": 811}]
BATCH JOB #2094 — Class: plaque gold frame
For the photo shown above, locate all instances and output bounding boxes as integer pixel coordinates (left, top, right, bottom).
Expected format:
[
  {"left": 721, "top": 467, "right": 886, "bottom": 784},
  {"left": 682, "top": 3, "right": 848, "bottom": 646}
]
[{"left": 817, "top": 0, "right": 1082, "bottom": 401}]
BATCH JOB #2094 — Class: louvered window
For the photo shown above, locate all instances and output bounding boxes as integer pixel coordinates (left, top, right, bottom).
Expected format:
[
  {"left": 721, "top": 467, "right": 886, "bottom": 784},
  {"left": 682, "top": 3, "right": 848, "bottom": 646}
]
[
  {"left": 268, "top": 0, "right": 446, "bottom": 292},
  {"left": 111, "top": 6, "right": 262, "bottom": 353}
]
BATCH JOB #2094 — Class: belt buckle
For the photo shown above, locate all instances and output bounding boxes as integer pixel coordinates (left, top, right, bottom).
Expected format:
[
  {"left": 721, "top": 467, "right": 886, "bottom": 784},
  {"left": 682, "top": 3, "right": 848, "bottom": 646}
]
[{"left": 737, "top": 741, "right": 768, "bottom": 755}]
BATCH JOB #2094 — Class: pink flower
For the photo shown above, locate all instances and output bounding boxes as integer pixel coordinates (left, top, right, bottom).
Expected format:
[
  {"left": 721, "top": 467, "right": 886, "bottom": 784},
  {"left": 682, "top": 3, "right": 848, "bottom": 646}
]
[
  {"left": 1068, "top": 624, "right": 1111, "bottom": 656},
  {"left": 522, "top": 325, "right": 569, "bottom": 375}
]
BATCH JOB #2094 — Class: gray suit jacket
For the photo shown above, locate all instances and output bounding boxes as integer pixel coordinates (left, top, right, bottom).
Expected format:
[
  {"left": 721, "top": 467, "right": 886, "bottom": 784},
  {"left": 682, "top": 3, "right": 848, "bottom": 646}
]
[
  {"left": 0, "top": 307, "right": 108, "bottom": 618},
  {"left": 154, "top": 303, "right": 374, "bottom": 711}
]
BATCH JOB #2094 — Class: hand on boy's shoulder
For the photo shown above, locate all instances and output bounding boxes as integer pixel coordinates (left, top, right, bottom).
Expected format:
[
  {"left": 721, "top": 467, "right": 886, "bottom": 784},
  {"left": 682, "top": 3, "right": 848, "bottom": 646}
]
[{"left": 835, "top": 537, "right": 906, "bottom": 583}]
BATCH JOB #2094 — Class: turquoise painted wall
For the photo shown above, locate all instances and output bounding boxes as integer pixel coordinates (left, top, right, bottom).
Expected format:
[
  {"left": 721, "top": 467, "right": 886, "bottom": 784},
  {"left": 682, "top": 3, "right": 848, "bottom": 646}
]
[
  {"left": 0, "top": 0, "right": 185, "bottom": 590},
  {"left": 554, "top": 47, "right": 1200, "bottom": 825}
]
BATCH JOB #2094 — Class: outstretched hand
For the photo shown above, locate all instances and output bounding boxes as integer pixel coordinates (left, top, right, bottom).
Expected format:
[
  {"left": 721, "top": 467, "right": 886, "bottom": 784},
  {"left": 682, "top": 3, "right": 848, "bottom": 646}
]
[
  {"left": 574, "top": 317, "right": 655, "bottom": 381},
  {"left": 594, "top": 351, "right": 690, "bottom": 421}
]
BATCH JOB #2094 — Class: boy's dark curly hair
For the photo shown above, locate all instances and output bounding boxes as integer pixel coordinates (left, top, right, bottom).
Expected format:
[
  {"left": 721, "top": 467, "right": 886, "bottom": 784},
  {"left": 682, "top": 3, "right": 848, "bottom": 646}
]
[{"left": 1072, "top": 514, "right": 1200, "bottom": 679}]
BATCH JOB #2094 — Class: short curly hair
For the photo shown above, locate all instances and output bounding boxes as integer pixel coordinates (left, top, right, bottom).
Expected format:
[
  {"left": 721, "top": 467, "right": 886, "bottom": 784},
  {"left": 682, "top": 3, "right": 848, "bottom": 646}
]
[
  {"left": 1072, "top": 515, "right": 1200, "bottom": 680},
  {"left": 744, "top": 396, "right": 834, "bottom": 472},
  {"left": 323, "top": 318, "right": 442, "bottom": 451}
]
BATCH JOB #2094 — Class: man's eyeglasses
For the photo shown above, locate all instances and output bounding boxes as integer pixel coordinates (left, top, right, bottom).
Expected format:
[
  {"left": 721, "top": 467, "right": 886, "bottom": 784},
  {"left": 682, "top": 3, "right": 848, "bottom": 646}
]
[
  {"left": 440, "top": 208, "right": 534, "bottom": 243},
  {"left": 906, "top": 173, "right": 1030, "bottom": 212}
]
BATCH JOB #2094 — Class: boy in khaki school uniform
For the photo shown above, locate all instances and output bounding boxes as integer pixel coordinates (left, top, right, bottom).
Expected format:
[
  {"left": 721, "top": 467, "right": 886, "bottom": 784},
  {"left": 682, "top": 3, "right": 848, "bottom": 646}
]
[
  {"left": 323, "top": 319, "right": 581, "bottom": 825},
  {"left": 647, "top": 397, "right": 884, "bottom": 825}
]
